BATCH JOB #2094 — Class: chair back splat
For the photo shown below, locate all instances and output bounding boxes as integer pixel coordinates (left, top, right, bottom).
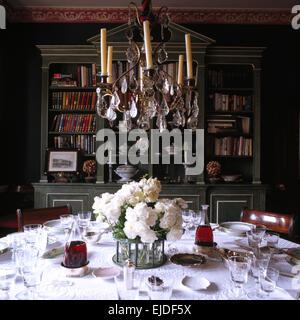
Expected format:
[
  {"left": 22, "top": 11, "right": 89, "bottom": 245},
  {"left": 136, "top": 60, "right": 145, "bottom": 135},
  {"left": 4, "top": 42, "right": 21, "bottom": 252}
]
[{"left": 240, "top": 207, "right": 295, "bottom": 237}]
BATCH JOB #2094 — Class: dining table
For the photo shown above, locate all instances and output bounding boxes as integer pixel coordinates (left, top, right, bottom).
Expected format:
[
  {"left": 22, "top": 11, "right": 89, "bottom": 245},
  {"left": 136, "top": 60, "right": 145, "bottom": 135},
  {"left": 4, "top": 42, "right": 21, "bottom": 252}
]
[{"left": 0, "top": 221, "right": 299, "bottom": 301}]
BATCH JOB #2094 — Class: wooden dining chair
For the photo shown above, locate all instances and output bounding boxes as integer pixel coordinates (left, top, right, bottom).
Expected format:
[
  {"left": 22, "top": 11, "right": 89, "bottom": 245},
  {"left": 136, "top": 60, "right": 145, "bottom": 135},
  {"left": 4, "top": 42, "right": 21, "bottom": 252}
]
[
  {"left": 17, "top": 204, "right": 72, "bottom": 232},
  {"left": 240, "top": 207, "right": 296, "bottom": 239}
]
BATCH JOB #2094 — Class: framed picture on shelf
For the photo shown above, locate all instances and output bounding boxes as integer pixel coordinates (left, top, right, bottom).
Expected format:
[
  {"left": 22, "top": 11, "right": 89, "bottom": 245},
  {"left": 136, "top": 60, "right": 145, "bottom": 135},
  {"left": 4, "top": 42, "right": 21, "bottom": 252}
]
[{"left": 44, "top": 149, "right": 82, "bottom": 182}]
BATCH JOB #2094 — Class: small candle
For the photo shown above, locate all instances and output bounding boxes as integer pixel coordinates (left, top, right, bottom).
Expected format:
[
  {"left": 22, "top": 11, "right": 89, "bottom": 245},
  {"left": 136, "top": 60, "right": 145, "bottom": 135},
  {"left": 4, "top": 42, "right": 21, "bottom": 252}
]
[
  {"left": 185, "top": 34, "right": 193, "bottom": 80},
  {"left": 143, "top": 20, "right": 153, "bottom": 70},
  {"left": 177, "top": 55, "right": 184, "bottom": 86},
  {"left": 107, "top": 46, "right": 113, "bottom": 83},
  {"left": 100, "top": 28, "right": 107, "bottom": 76}
]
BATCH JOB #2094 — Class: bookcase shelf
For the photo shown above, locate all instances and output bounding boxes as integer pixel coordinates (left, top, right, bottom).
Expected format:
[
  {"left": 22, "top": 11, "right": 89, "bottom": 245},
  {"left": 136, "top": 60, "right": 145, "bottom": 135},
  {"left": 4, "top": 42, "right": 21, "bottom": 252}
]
[
  {"left": 204, "top": 62, "right": 260, "bottom": 183},
  {"left": 48, "top": 131, "right": 96, "bottom": 135},
  {"left": 49, "top": 86, "right": 97, "bottom": 90}
]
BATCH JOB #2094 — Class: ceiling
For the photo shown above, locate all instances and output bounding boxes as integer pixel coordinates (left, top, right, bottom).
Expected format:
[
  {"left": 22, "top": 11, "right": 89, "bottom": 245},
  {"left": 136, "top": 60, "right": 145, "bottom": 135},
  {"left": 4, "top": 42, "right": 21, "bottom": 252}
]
[{"left": 7, "top": 0, "right": 298, "bottom": 9}]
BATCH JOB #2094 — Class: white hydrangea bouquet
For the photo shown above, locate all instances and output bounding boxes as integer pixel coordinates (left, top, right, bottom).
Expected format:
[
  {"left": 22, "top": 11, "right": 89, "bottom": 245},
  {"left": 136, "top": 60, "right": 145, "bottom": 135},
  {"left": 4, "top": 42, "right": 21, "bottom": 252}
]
[{"left": 92, "top": 177, "right": 187, "bottom": 244}]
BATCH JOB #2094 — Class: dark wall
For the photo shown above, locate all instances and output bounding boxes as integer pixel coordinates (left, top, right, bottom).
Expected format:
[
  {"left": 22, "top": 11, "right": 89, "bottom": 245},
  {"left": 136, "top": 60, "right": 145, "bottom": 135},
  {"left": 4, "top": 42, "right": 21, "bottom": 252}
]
[{"left": 1, "top": 22, "right": 299, "bottom": 213}]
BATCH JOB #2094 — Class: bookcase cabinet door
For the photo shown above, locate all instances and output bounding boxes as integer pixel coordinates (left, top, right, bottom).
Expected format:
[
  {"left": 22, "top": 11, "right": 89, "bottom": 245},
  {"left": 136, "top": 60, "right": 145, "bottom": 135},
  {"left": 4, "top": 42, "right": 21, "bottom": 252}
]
[
  {"left": 46, "top": 193, "right": 91, "bottom": 213},
  {"left": 207, "top": 186, "right": 266, "bottom": 223}
]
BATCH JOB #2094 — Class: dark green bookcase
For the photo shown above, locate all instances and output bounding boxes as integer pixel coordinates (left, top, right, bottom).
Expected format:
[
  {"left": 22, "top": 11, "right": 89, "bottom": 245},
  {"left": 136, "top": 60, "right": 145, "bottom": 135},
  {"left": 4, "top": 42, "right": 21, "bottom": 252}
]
[{"left": 33, "top": 23, "right": 267, "bottom": 223}]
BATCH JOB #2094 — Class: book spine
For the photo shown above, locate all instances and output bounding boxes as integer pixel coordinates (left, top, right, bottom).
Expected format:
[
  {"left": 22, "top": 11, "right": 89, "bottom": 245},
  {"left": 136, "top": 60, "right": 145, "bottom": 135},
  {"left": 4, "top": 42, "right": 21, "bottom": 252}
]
[{"left": 92, "top": 63, "right": 96, "bottom": 87}]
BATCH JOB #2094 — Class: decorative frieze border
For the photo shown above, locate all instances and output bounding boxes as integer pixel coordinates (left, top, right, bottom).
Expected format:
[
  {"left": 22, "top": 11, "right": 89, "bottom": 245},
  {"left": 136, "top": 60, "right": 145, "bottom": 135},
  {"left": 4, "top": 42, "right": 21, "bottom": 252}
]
[{"left": 5, "top": 7, "right": 293, "bottom": 25}]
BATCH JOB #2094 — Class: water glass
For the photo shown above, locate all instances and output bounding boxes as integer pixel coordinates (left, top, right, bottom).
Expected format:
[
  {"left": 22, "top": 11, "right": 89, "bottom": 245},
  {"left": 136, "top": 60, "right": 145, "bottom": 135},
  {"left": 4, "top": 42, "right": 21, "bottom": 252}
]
[
  {"left": 251, "top": 225, "right": 267, "bottom": 244},
  {"left": 60, "top": 214, "right": 73, "bottom": 229},
  {"left": 228, "top": 256, "right": 251, "bottom": 298},
  {"left": 114, "top": 271, "right": 141, "bottom": 300},
  {"left": 0, "top": 265, "right": 17, "bottom": 299},
  {"left": 259, "top": 267, "right": 279, "bottom": 298},
  {"left": 60, "top": 214, "right": 74, "bottom": 240},
  {"left": 246, "top": 230, "right": 260, "bottom": 252},
  {"left": 23, "top": 225, "right": 48, "bottom": 256},
  {"left": 266, "top": 232, "right": 279, "bottom": 249},
  {"left": 77, "top": 212, "right": 92, "bottom": 232},
  {"left": 247, "top": 251, "right": 270, "bottom": 299},
  {"left": 182, "top": 210, "right": 192, "bottom": 235},
  {"left": 7, "top": 233, "right": 27, "bottom": 269},
  {"left": 191, "top": 210, "right": 201, "bottom": 226}
]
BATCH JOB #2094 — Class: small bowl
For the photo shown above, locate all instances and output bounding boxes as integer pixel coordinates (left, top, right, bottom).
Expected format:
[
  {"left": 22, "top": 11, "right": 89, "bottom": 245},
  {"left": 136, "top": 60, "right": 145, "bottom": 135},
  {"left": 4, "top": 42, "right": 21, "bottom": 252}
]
[
  {"left": 182, "top": 275, "right": 211, "bottom": 291},
  {"left": 92, "top": 267, "right": 120, "bottom": 280},
  {"left": 61, "top": 261, "right": 89, "bottom": 277}
]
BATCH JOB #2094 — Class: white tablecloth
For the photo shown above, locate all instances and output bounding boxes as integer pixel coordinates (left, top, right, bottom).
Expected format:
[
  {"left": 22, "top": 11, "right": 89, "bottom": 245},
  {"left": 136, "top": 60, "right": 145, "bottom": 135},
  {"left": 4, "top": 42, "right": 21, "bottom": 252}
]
[{"left": 1, "top": 227, "right": 300, "bottom": 300}]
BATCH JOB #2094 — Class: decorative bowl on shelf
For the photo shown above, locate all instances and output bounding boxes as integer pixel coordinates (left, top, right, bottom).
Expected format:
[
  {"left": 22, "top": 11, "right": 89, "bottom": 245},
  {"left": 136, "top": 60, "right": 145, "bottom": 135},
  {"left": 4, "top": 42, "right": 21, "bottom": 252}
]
[
  {"left": 221, "top": 174, "right": 242, "bottom": 182},
  {"left": 114, "top": 164, "right": 138, "bottom": 183}
]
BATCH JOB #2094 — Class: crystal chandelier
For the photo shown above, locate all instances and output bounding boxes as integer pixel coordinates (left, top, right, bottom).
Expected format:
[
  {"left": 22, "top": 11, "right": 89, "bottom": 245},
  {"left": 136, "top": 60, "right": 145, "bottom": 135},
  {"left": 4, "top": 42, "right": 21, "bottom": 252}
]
[{"left": 96, "top": 0, "right": 199, "bottom": 132}]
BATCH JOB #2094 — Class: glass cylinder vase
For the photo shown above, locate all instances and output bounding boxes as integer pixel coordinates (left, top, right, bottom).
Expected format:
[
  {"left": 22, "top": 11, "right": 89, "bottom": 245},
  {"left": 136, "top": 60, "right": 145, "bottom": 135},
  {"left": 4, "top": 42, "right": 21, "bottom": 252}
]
[{"left": 112, "top": 239, "right": 167, "bottom": 269}]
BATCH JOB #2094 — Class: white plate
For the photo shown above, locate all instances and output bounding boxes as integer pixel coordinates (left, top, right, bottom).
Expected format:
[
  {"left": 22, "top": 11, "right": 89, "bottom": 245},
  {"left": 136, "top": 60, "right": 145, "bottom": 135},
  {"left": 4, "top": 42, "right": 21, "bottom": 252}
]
[
  {"left": 43, "top": 219, "right": 65, "bottom": 234},
  {"left": 219, "top": 221, "right": 255, "bottom": 236},
  {"left": 267, "top": 286, "right": 295, "bottom": 300},
  {"left": 182, "top": 275, "right": 211, "bottom": 291},
  {"left": 92, "top": 267, "right": 120, "bottom": 280}
]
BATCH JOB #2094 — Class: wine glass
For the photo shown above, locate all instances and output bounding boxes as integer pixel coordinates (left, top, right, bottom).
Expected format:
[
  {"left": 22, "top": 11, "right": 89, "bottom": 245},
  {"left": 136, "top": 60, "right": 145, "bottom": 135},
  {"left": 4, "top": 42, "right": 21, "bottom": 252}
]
[
  {"left": 251, "top": 225, "right": 267, "bottom": 246},
  {"left": 23, "top": 224, "right": 48, "bottom": 257},
  {"left": 266, "top": 232, "right": 279, "bottom": 251},
  {"left": 259, "top": 267, "right": 279, "bottom": 298},
  {"left": 77, "top": 212, "right": 92, "bottom": 234},
  {"left": 227, "top": 255, "right": 251, "bottom": 299},
  {"left": 182, "top": 209, "right": 192, "bottom": 237},
  {"left": 0, "top": 265, "right": 17, "bottom": 300},
  {"left": 60, "top": 214, "right": 74, "bottom": 241},
  {"left": 247, "top": 251, "right": 270, "bottom": 299},
  {"left": 15, "top": 247, "right": 43, "bottom": 300}
]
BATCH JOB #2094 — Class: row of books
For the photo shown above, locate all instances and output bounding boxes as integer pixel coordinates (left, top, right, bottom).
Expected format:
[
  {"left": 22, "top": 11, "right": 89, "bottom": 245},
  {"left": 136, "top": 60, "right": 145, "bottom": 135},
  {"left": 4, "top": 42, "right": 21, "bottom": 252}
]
[
  {"left": 50, "top": 91, "right": 97, "bottom": 110},
  {"left": 50, "top": 114, "right": 96, "bottom": 133},
  {"left": 207, "top": 136, "right": 253, "bottom": 156},
  {"left": 53, "top": 135, "right": 96, "bottom": 155},
  {"left": 210, "top": 93, "right": 252, "bottom": 112},
  {"left": 50, "top": 64, "right": 97, "bottom": 87},
  {"left": 208, "top": 69, "right": 252, "bottom": 89},
  {"left": 207, "top": 115, "right": 251, "bottom": 135}
]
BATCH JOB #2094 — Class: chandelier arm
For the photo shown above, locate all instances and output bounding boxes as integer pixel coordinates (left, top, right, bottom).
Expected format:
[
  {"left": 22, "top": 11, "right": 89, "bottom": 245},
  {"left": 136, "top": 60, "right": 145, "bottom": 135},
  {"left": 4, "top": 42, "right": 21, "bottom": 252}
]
[
  {"left": 111, "top": 42, "right": 141, "bottom": 92},
  {"left": 128, "top": 2, "right": 142, "bottom": 26}
]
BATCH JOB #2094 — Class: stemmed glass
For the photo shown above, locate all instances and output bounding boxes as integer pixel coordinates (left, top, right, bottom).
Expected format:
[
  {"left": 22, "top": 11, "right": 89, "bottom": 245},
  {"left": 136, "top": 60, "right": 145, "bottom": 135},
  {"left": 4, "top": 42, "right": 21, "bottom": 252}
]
[
  {"left": 259, "top": 267, "right": 279, "bottom": 299},
  {"left": 15, "top": 246, "right": 44, "bottom": 300},
  {"left": 182, "top": 209, "right": 192, "bottom": 237},
  {"left": 247, "top": 250, "right": 271, "bottom": 299},
  {"left": 60, "top": 214, "right": 74, "bottom": 241},
  {"left": 227, "top": 255, "right": 251, "bottom": 299},
  {"left": 23, "top": 224, "right": 48, "bottom": 257},
  {"left": 0, "top": 265, "right": 17, "bottom": 300},
  {"left": 77, "top": 212, "right": 92, "bottom": 234},
  {"left": 251, "top": 225, "right": 267, "bottom": 246}
]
